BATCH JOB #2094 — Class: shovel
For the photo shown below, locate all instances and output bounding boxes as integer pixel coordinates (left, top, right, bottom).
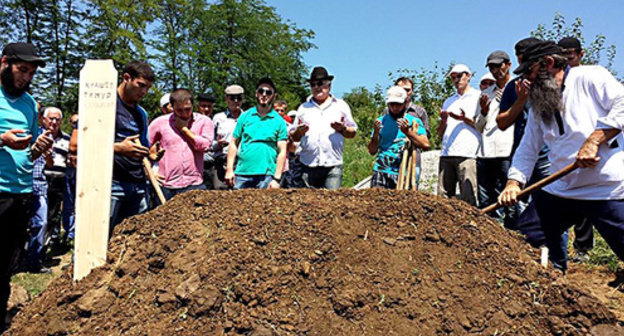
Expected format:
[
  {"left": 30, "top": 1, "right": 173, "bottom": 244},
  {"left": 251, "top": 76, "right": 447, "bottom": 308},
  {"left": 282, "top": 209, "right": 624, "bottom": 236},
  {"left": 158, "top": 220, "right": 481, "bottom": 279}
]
[
  {"left": 134, "top": 139, "right": 166, "bottom": 205},
  {"left": 480, "top": 162, "right": 579, "bottom": 214}
]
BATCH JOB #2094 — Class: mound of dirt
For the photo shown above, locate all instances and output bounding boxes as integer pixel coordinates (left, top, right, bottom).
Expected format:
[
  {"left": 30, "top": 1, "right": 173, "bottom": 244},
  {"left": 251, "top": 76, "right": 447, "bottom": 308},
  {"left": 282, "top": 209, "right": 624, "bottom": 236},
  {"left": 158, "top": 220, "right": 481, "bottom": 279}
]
[{"left": 6, "top": 189, "right": 623, "bottom": 335}]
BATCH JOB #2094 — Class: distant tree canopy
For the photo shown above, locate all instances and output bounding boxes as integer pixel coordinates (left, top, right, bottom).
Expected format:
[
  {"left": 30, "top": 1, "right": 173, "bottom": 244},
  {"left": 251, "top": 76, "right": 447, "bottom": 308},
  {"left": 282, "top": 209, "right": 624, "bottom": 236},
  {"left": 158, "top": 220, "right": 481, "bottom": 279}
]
[{"left": 0, "top": 0, "right": 315, "bottom": 119}]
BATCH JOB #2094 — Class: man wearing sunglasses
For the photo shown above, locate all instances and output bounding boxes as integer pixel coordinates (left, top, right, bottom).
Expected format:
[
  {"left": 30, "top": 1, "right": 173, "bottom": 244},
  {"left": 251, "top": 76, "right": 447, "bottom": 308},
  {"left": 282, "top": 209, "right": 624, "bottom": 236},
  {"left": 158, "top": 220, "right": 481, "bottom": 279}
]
[
  {"left": 208, "top": 85, "right": 244, "bottom": 189},
  {"left": 225, "top": 77, "right": 288, "bottom": 189},
  {"left": 290, "top": 66, "right": 358, "bottom": 189}
]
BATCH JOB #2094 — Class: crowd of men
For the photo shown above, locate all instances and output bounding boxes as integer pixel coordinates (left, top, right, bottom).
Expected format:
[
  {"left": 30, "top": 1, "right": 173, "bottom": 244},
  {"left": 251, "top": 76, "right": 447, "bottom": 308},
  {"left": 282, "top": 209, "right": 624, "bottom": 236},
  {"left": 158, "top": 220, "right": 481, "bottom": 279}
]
[{"left": 1, "top": 33, "right": 624, "bottom": 329}]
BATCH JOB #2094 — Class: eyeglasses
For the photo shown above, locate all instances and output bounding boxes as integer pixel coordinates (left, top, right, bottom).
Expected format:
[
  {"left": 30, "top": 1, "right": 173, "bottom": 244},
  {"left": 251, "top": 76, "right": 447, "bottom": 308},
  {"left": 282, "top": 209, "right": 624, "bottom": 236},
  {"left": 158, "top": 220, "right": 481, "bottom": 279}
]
[
  {"left": 227, "top": 95, "right": 243, "bottom": 101},
  {"left": 257, "top": 88, "right": 274, "bottom": 96},
  {"left": 402, "top": 87, "right": 412, "bottom": 94},
  {"left": 310, "top": 80, "right": 328, "bottom": 88},
  {"left": 46, "top": 117, "right": 61, "bottom": 121}
]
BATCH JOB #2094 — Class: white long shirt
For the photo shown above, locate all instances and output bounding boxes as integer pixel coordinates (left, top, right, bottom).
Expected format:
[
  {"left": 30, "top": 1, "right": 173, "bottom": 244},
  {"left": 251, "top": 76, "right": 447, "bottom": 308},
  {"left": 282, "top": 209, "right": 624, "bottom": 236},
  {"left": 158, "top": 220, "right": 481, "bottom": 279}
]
[
  {"left": 440, "top": 87, "right": 481, "bottom": 158},
  {"left": 508, "top": 65, "right": 624, "bottom": 200},
  {"left": 475, "top": 83, "right": 515, "bottom": 158},
  {"left": 294, "top": 95, "right": 358, "bottom": 167}
]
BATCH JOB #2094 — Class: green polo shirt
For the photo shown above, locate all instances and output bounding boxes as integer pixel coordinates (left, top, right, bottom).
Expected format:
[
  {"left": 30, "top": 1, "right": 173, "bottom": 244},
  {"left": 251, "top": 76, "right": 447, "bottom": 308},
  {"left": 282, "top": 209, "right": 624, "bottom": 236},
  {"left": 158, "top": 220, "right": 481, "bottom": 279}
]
[{"left": 232, "top": 107, "right": 288, "bottom": 176}]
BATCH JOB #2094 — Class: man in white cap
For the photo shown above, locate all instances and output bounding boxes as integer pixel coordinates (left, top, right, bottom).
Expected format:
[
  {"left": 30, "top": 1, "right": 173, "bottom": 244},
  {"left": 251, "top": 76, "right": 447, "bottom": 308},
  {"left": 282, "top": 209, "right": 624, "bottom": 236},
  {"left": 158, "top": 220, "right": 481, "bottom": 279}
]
[
  {"left": 368, "top": 86, "right": 429, "bottom": 189},
  {"left": 479, "top": 72, "right": 496, "bottom": 91},
  {"left": 159, "top": 93, "right": 172, "bottom": 114},
  {"left": 208, "top": 84, "right": 245, "bottom": 189},
  {"left": 437, "top": 64, "right": 481, "bottom": 205}
]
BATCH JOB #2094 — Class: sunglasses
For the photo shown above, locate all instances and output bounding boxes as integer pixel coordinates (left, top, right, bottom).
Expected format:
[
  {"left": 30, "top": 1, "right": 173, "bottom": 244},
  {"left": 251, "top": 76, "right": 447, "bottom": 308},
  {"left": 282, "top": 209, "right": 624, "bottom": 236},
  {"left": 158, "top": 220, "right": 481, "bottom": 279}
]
[
  {"left": 227, "top": 95, "right": 243, "bottom": 101},
  {"left": 257, "top": 88, "right": 274, "bottom": 96},
  {"left": 310, "top": 80, "right": 328, "bottom": 88}
]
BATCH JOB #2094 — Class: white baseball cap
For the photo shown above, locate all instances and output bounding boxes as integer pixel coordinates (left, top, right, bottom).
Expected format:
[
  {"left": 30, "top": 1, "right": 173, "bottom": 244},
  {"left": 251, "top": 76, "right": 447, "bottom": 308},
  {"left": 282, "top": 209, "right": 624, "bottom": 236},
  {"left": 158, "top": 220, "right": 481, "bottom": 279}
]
[
  {"left": 386, "top": 86, "right": 407, "bottom": 104},
  {"left": 447, "top": 64, "right": 471, "bottom": 77},
  {"left": 160, "top": 93, "right": 170, "bottom": 107},
  {"left": 480, "top": 72, "right": 496, "bottom": 83}
]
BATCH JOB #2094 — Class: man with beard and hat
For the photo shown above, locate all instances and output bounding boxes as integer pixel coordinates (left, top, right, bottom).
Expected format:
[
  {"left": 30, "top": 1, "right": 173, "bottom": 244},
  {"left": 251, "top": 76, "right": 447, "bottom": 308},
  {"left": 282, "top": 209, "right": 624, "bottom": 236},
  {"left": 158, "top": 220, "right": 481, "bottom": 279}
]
[
  {"left": 290, "top": 66, "right": 358, "bottom": 189},
  {"left": 225, "top": 77, "right": 288, "bottom": 189},
  {"left": 474, "top": 51, "right": 514, "bottom": 221},
  {"left": 499, "top": 40, "right": 624, "bottom": 272},
  {"left": 368, "top": 86, "right": 429, "bottom": 189},
  {"left": 0, "top": 42, "right": 53, "bottom": 330}
]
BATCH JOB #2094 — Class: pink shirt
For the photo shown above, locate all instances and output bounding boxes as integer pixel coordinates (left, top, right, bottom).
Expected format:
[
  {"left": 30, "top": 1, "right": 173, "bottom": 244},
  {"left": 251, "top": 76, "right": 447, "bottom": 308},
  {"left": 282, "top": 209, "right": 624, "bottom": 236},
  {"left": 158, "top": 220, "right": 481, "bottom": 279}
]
[{"left": 149, "top": 113, "right": 214, "bottom": 189}]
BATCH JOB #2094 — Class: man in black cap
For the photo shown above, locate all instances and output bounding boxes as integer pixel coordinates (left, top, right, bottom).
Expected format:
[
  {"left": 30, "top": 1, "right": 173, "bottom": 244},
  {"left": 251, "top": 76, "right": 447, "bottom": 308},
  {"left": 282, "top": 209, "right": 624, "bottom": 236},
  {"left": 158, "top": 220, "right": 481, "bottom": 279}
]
[
  {"left": 474, "top": 50, "right": 514, "bottom": 221},
  {"left": 197, "top": 93, "right": 216, "bottom": 117},
  {"left": 290, "top": 66, "right": 358, "bottom": 189},
  {"left": 499, "top": 40, "right": 624, "bottom": 273},
  {"left": 197, "top": 92, "right": 217, "bottom": 189},
  {"left": 0, "top": 42, "right": 54, "bottom": 330},
  {"left": 225, "top": 78, "right": 288, "bottom": 189},
  {"left": 558, "top": 37, "right": 584, "bottom": 67}
]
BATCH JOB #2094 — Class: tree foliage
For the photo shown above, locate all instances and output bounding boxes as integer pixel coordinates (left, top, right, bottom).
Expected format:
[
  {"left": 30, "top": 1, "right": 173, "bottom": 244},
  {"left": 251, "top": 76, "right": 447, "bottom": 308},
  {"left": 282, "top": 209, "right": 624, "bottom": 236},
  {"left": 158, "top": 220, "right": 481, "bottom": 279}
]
[{"left": 0, "top": 0, "right": 314, "bottom": 120}]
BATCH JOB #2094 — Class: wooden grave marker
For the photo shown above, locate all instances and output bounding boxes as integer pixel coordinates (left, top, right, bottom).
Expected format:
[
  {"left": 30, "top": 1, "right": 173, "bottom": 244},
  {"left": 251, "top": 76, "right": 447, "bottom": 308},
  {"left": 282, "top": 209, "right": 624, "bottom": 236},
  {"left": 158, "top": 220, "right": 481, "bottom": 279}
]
[{"left": 74, "top": 60, "right": 117, "bottom": 281}]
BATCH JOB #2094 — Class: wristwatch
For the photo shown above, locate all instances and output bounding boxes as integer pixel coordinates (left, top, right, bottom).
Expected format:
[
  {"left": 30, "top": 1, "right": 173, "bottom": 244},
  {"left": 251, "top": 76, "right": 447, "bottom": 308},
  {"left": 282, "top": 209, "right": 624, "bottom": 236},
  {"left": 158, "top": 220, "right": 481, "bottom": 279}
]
[{"left": 272, "top": 175, "right": 282, "bottom": 183}]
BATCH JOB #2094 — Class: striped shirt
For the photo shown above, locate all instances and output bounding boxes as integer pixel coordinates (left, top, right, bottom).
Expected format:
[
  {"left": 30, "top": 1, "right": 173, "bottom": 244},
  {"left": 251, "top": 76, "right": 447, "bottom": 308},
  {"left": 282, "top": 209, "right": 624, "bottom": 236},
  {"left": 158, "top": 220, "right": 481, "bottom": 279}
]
[{"left": 44, "top": 131, "right": 70, "bottom": 178}]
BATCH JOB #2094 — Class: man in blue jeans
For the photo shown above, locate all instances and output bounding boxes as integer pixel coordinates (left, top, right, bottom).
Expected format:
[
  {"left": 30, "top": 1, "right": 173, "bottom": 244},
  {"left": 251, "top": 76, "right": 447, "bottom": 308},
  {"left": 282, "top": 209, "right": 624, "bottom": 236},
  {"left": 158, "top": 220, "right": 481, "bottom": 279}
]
[
  {"left": 110, "top": 61, "right": 163, "bottom": 232},
  {"left": 225, "top": 77, "right": 288, "bottom": 189},
  {"left": 290, "top": 67, "right": 358, "bottom": 189}
]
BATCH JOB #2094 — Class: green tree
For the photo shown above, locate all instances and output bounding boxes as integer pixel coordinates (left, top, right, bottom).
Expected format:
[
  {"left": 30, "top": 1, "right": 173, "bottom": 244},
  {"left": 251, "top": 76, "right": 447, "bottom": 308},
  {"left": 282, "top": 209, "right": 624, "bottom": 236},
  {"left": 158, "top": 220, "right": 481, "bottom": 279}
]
[{"left": 531, "top": 12, "right": 618, "bottom": 76}]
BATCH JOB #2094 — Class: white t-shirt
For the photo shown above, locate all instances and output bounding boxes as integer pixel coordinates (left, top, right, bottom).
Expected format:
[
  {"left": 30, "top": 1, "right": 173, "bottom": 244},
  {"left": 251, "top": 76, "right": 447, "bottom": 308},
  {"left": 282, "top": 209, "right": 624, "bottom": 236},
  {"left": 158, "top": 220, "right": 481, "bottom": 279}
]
[
  {"left": 475, "top": 83, "right": 515, "bottom": 158},
  {"left": 440, "top": 87, "right": 481, "bottom": 158}
]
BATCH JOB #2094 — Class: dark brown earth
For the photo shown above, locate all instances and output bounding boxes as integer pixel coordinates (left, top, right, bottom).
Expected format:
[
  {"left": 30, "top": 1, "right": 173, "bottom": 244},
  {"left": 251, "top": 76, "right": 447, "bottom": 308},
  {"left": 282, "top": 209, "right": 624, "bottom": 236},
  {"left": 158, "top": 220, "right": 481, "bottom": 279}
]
[{"left": 5, "top": 189, "right": 624, "bottom": 335}]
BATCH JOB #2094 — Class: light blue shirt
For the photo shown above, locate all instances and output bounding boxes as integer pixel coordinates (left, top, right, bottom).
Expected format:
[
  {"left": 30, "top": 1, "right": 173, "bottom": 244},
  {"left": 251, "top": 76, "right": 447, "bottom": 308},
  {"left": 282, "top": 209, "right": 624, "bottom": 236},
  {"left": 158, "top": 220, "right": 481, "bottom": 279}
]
[
  {"left": 372, "top": 113, "right": 426, "bottom": 175},
  {"left": 0, "top": 88, "right": 39, "bottom": 193}
]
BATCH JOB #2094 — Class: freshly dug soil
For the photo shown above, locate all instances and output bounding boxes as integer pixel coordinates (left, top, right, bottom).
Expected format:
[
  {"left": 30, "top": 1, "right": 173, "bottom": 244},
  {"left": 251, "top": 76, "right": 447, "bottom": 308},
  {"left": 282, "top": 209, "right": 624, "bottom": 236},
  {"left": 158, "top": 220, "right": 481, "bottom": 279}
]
[{"left": 6, "top": 189, "right": 623, "bottom": 335}]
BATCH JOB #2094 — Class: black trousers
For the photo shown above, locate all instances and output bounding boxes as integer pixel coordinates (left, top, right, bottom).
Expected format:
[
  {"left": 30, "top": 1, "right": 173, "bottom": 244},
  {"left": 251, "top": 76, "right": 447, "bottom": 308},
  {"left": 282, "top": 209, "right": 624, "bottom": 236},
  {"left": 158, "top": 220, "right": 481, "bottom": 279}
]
[{"left": 0, "top": 192, "right": 33, "bottom": 327}]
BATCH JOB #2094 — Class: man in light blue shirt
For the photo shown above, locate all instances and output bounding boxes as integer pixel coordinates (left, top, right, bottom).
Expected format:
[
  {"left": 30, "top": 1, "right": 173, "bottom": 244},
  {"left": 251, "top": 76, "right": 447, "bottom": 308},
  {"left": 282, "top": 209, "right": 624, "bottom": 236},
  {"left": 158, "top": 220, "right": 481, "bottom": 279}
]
[{"left": 0, "top": 42, "right": 53, "bottom": 331}]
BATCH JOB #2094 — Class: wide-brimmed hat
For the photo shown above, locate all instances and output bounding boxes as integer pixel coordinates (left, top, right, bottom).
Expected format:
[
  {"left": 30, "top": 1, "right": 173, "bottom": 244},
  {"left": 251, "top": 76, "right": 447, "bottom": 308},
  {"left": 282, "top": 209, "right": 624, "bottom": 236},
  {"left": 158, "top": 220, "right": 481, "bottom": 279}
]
[{"left": 307, "top": 66, "right": 334, "bottom": 82}]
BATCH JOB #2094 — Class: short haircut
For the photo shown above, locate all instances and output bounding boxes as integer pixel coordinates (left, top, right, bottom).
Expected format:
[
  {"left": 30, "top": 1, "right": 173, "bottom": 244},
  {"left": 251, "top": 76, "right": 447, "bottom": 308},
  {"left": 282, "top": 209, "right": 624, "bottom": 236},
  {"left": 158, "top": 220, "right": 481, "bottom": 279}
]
[
  {"left": 274, "top": 100, "right": 287, "bottom": 106},
  {"left": 123, "top": 60, "right": 155, "bottom": 82},
  {"left": 394, "top": 76, "right": 413, "bottom": 87},
  {"left": 170, "top": 88, "right": 193, "bottom": 107},
  {"left": 43, "top": 107, "right": 63, "bottom": 119},
  {"left": 197, "top": 93, "right": 216, "bottom": 103}
]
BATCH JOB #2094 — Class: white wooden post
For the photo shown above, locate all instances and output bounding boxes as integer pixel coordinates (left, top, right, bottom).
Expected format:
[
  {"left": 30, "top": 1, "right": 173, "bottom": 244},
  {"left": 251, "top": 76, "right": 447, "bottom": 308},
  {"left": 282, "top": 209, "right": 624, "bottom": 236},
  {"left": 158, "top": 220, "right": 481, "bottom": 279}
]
[{"left": 74, "top": 60, "right": 118, "bottom": 281}]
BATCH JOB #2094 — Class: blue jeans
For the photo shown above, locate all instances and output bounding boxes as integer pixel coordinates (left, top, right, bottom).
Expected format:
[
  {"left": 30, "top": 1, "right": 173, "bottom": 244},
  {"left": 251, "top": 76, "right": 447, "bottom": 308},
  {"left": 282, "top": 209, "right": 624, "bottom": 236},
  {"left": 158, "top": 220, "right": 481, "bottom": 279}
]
[
  {"left": 162, "top": 184, "right": 206, "bottom": 200},
  {"left": 26, "top": 194, "right": 48, "bottom": 267},
  {"left": 62, "top": 167, "right": 76, "bottom": 240},
  {"left": 109, "top": 180, "right": 148, "bottom": 233},
  {"left": 234, "top": 175, "right": 272, "bottom": 190},
  {"left": 301, "top": 165, "right": 343, "bottom": 190},
  {"left": 534, "top": 191, "right": 624, "bottom": 271},
  {"left": 477, "top": 158, "right": 511, "bottom": 221}
]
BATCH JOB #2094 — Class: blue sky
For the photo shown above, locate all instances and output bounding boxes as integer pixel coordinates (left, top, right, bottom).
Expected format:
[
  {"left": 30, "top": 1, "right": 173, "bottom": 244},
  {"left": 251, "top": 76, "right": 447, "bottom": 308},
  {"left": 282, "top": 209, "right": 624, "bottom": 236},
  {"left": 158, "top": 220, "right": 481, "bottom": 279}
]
[{"left": 266, "top": 0, "right": 624, "bottom": 97}]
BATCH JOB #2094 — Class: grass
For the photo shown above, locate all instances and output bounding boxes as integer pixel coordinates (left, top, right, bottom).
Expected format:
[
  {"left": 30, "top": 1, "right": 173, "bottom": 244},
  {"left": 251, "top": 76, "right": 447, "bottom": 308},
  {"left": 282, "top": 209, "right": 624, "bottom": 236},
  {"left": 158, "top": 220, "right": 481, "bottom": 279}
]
[
  {"left": 341, "top": 138, "right": 374, "bottom": 188},
  {"left": 11, "top": 272, "right": 57, "bottom": 298},
  {"left": 585, "top": 230, "right": 624, "bottom": 272}
]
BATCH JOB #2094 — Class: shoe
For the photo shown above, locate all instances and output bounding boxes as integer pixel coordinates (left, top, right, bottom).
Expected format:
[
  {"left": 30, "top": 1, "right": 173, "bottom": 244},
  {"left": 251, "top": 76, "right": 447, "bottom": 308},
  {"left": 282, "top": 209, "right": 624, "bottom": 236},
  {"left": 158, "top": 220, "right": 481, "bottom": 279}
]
[
  {"left": 571, "top": 251, "right": 590, "bottom": 263},
  {"left": 608, "top": 269, "right": 624, "bottom": 289},
  {"left": 27, "top": 265, "right": 53, "bottom": 274}
]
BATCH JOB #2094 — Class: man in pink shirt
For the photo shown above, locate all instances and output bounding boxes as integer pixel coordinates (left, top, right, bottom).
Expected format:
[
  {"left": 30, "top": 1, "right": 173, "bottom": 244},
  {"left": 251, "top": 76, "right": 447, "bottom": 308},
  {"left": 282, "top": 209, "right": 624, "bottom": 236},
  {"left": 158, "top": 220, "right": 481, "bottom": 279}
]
[{"left": 148, "top": 88, "right": 214, "bottom": 200}]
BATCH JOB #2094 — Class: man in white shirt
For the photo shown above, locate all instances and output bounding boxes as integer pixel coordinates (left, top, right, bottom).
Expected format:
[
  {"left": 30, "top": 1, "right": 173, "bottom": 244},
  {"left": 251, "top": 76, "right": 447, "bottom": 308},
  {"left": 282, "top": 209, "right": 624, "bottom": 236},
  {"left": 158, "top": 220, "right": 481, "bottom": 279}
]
[
  {"left": 475, "top": 51, "right": 514, "bottom": 219},
  {"left": 290, "top": 66, "right": 357, "bottom": 189},
  {"left": 499, "top": 40, "right": 624, "bottom": 271},
  {"left": 437, "top": 64, "right": 481, "bottom": 206}
]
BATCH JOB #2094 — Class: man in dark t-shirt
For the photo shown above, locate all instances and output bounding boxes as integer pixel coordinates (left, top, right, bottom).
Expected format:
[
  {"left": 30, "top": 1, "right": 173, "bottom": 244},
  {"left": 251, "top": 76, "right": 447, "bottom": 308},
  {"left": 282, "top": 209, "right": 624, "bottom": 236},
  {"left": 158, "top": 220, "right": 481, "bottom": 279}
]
[{"left": 110, "top": 61, "right": 162, "bottom": 231}]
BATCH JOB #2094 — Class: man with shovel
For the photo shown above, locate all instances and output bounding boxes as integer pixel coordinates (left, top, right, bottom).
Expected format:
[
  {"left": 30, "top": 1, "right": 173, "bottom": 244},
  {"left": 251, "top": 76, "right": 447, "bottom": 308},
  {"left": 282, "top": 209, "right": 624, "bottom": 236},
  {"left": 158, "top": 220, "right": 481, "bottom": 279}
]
[
  {"left": 368, "top": 86, "right": 429, "bottom": 189},
  {"left": 499, "top": 40, "right": 624, "bottom": 272}
]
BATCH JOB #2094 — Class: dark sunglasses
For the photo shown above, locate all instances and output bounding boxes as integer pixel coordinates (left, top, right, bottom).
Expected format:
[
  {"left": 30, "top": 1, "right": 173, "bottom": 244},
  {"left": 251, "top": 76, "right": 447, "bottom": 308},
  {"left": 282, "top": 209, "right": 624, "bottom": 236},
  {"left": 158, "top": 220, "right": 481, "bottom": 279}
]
[
  {"left": 310, "top": 80, "right": 328, "bottom": 88},
  {"left": 257, "top": 88, "right": 274, "bottom": 96},
  {"left": 227, "top": 95, "right": 243, "bottom": 101}
]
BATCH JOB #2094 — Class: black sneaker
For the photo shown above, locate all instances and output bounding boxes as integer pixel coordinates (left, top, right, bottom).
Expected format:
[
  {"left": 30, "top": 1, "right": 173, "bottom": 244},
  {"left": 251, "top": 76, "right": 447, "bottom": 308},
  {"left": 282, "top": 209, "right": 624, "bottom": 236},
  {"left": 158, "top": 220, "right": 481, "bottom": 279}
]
[{"left": 571, "top": 251, "right": 590, "bottom": 263}]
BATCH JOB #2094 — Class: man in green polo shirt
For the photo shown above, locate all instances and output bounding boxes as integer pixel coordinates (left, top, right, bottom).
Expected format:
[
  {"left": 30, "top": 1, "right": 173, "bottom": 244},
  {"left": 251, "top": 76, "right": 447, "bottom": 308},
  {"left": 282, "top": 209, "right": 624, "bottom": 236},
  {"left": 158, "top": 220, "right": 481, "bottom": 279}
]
[{"left": 225, "top": 77, "right": 288, "bottom": 189}]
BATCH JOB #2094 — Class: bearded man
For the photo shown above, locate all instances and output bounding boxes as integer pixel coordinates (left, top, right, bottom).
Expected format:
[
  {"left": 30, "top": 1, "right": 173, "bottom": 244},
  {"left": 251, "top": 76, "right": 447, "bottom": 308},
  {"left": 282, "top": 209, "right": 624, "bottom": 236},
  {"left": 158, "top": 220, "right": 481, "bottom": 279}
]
[{"left": 498, "top": 40, "right": 624, "bottom": 272}]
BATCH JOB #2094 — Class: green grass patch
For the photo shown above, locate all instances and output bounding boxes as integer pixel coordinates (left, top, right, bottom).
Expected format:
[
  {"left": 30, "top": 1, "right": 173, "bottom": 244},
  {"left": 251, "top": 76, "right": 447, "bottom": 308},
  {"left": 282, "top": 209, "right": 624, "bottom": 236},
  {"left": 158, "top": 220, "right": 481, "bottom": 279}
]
[
  {"left": 11, "top": 272, "right": 56, "bottom": 298},
  {"left": 342, "top": 138, "right": 374, "bottom": 188}
]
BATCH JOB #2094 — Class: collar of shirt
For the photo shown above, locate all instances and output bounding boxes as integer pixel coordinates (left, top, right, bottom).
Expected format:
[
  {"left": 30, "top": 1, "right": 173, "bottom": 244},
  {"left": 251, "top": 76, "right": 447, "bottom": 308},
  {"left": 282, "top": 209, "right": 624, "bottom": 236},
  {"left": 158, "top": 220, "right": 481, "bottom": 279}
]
[
  {"left": 308, "top": 94, "right": 337, "bottom": 110},
  {"left": 250, "top": 107, "right": 277, "bottom": 119}
]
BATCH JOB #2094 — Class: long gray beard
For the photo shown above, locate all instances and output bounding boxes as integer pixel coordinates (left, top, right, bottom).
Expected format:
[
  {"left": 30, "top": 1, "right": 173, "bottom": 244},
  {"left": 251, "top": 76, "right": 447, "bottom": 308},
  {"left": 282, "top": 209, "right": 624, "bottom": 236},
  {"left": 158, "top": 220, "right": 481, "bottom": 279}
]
[{"left": 529, "top": 72, "right": 563, "bottom": 125}]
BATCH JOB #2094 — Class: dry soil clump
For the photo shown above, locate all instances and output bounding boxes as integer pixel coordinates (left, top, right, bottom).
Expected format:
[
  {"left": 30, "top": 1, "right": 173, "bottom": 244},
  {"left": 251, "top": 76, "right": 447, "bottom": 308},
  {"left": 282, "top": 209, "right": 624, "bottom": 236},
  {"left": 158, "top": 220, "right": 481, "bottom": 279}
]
[{"left": 6, "top": 189, "right": 623, "bottom": 335}]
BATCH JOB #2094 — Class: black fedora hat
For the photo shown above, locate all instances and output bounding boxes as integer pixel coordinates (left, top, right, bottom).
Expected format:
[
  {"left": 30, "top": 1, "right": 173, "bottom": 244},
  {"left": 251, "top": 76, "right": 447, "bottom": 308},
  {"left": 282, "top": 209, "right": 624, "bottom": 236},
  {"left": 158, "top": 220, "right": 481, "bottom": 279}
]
[
  {"left": 513, "top": 40, "right": 564, "bottom": 75},
  {"left": 307, "top": 66, "right": 334, "bottom": 82}
]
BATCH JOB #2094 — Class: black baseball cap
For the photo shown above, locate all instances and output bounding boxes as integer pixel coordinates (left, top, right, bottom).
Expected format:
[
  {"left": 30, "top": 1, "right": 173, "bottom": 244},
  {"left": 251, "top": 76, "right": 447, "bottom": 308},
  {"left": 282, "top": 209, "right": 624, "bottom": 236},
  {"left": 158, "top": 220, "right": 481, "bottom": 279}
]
[
  {"left": 558, "top": 37, "right": 582, "bottom": 51},
  {"left": 256, "top": 77, "right": 276, "bottom": 91},
  {"left": 197, "top": 93, "right": 216, "bottom": 102},
  {"left": 486, "top": 50, "right": 510, "bottom": 66},
  {"left": 2, "top": 42, "right": 45, "bottom": 67},
  {"left": 513, "top": 40, "right": 564, "bottom": 75},
  {"left": 514, "top": 37, "right": 541, "bottom": 56}
]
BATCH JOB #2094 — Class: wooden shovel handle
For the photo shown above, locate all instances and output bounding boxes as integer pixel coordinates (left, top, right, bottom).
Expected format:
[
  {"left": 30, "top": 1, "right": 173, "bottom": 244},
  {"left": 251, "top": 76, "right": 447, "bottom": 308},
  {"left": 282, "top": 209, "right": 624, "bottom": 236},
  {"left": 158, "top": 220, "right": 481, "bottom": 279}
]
[
  {"left": 134, "top": 139, "right": 166, "bottom": 205},
  {"left": 480, "top": 162, "right": 579, "bottom": 214}
]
